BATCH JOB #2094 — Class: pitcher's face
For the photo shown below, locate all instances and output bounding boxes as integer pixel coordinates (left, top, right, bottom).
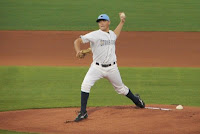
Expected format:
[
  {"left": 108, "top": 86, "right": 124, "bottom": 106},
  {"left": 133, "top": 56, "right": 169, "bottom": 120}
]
[{"left": 98, "top": 20, "right": 110, "bottom": 32}]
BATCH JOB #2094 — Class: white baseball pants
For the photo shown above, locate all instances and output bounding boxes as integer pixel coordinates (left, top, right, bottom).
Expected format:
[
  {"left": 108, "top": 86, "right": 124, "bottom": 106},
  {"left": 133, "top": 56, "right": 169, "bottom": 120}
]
[{"left": 81, "top": 62, "right": 129, "bottom": 95}]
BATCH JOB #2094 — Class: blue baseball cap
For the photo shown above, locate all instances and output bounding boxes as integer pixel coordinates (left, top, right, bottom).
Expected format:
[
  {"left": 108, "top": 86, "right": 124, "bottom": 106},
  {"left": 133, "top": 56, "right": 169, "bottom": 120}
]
[{"left": 96, "top": 14, "right": 110, "bottom": 22}]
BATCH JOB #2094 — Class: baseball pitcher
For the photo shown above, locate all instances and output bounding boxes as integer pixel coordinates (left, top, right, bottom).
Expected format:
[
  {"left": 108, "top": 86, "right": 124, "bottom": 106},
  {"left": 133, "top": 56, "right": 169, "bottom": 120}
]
[{"left": 72, "top": 13, "right": 145, "bottom": 122}]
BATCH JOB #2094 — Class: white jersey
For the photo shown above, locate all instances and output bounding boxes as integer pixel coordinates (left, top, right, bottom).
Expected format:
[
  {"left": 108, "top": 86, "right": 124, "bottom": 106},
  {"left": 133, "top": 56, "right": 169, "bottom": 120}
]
[{"left": 81, "top": 29, "right": 117, "bottom": 64}]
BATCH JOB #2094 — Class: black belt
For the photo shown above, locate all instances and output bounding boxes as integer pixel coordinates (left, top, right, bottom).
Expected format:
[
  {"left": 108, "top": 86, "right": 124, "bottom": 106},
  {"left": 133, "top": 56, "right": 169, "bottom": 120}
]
[{"left": 96, "top": 62, "right": 116, "bottom": 67}]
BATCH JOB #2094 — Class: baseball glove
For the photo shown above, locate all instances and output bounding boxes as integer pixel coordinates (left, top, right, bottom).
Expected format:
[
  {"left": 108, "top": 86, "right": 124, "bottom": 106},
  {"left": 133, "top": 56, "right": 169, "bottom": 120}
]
[{"left": 76, "top": 48, "right": 92, "bottom": 59}]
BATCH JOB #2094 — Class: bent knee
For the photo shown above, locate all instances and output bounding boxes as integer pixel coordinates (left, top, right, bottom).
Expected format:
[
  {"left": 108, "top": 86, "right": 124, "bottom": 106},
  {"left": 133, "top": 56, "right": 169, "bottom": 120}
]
[{"left": 114, "top": 85, "right": 129, "bottom": 95}]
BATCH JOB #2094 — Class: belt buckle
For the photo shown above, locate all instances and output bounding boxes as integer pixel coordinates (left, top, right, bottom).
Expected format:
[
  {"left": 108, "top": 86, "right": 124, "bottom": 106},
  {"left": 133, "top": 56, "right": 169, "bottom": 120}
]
[{"left": 101, "top": 64, "right": 112, "bottom": 67}]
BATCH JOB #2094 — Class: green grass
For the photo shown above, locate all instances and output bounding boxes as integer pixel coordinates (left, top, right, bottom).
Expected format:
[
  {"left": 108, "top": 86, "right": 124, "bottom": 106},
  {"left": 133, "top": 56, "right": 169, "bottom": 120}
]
[
  {"left": 0, "top": 0, "right": 200, "bottom": 31},
  {"left": 0, "top": 129, "right": 37, "bottom": 134},
  {"left": 0, "top": 66, "right": 200, "bottom": 112}
]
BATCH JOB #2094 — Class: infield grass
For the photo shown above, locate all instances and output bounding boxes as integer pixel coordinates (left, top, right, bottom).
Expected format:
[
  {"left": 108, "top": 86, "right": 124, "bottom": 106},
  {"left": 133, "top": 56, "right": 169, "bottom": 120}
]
[
  {"left": 0, "top": 0, "right": 200, "bottom": 31},
  {"left": 0, "top": 66, "right": 200, "bottom": 112},
  {"left": 0, "top": 129, "right": 37, "bottom": 134}
]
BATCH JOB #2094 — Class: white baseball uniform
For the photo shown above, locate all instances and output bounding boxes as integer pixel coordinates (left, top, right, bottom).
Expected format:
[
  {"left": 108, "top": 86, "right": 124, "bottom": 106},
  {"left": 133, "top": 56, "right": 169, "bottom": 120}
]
[{"left": 80, "top": 29, "right": 129, "bottom": 95}]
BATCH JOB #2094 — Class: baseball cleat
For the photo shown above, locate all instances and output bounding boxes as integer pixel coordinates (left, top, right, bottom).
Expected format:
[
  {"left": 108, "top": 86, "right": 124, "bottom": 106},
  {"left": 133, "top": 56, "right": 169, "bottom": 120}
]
[
  {"left": 74, "top": 111, "right": 88, "bottom": 122},
  {"left": 135, "top": 94, "right": 145, "bottom": 108}
]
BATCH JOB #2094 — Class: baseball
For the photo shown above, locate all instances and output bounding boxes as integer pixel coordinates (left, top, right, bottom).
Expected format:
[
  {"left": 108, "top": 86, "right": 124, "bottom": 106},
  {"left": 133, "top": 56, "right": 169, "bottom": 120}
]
[
  {"left": 120, "top": 12, "right": 126, "bottom": 18},
  {"left": 176, "top": 105, "right": 183, "bottom": 110}
]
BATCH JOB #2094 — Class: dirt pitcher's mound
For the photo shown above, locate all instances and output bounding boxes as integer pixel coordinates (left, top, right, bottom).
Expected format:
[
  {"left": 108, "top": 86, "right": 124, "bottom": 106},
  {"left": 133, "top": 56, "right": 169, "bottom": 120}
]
[{"left": 0, "top": 105, "right": 199, "bottom": 134}]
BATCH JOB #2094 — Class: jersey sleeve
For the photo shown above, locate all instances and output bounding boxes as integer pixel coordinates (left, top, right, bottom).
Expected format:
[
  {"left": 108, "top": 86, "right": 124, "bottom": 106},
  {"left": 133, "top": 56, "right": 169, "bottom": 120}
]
[
  {"left": 80, "top": 32, "right": 96, "bottom": 44},
  {"left": 110, "top": 30, "right": 117, "bottom": 40}
]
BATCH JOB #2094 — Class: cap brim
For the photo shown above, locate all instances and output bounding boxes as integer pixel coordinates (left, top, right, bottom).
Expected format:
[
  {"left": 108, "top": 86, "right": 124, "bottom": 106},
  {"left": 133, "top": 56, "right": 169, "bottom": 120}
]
[{"left": 96, "top": 19, "right": 108, "bottom": 22}]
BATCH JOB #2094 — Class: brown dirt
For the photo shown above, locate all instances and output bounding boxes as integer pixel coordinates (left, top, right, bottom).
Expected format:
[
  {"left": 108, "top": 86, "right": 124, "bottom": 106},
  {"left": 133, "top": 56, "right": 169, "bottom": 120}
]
[
  {"left": 0, "top": 31, "right": 200, "bottom": 67},
  {"left": 0, "top": 105, "right": 200, "bottom": 134},
  {"left": 0, "top": 31, "right": 200, "bottom": 134}
]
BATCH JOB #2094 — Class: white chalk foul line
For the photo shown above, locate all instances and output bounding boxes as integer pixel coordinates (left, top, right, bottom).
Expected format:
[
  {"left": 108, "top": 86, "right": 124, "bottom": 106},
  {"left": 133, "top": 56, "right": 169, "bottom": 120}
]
[{"left": 145, "top": 107, "right": 172, "bottom": 111}]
